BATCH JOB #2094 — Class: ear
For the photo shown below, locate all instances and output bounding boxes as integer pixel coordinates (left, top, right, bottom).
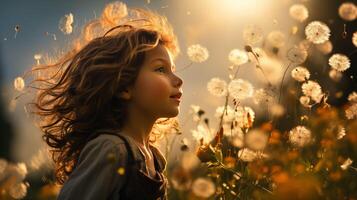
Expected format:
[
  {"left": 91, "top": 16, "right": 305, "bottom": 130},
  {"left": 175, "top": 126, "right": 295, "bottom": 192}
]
[{"left": 118, "top": 89, "right": 132, "bottom": 100}]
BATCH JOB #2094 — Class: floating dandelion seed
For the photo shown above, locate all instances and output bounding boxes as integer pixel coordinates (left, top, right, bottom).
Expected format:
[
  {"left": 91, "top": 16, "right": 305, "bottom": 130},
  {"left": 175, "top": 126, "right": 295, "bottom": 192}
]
[
  {"left": 302, "top": 80, "right": 323, "bottom": 103},
  {"left": 291, "top": 66, "right": 310, "bottom": 82},
  {"left": 266, "top": 31, "right": 286, "bottom": 48},
  {"left": 348, "top": 92, "right": 357, "bottom": 103},
  {"left": 345, "top": 103, "right": 357, "bottom": 120},
  {"left": 102, "top": 1, "right": 128, "bottom": 27},
  {"left": 328, "top": 54, "right": 351, "bottom": 72},
  {"left": 59, "top": 13, "right": 74, "bottom": 34},
  {"left": 289, "top": 126, "right": 312, "bottom": 147},
  {"left": 228, "top": 49, "right": 248, "bottom": 66},
  {"left": 289, "top": 4, "right": 309, "bottom": 22},
  {"left": 34, "top": 54, "right": 42, "bottom": 65},
  {"left": 329, "top": 69, "right": 343, "bottom": 82},
  {"left": 14, "top": 77, "right": 25, "bottom": 91},
  {"left": 228, "top": 79, "right": 254, "bottom": 100},
  {"left": 238, "top": 148, "right": 257, "bottom": 162},
  {"left": 338, "top": 2, "right": 357, "bottom": 21},
  {"left": 353, "top": 32, "right": 357, "bottom": 47},
  {"left": 340, "top": 158, "right": 353, "bottom": 170},
  {"left": 337, "top": 126, "right": 346, "bottom": 139},
  {"left": 187, "top": 44, "right": 209, "bottom": 63},
  {"left": 287, "top": 46, "right": 308, "bottom": 64},
  {"left": 191, "top": 178, "right": 216, "bottom": 198},
  {"left": 243, "top": 25, "right": 263, "bottom": 45},
  {"left": 9, "top": 182, "right": 28, "bottom": 199},
  {"left": 207, "top": 78, "right": 228, "bottom": 97},
  {"left": 316, "top": 40, "right": 333, "bottom": 55},
  {"left": 245, "top": 129, "right": 268, "bottom": 151},
  {"left": 14, "top": 24, "right": 20, "bottom": 38},
  {"left": 305, "top": 21, "right": 330, "bottom": 44},
  {"left": 299, "top": 96, "right": 311, "bottom": 108}
]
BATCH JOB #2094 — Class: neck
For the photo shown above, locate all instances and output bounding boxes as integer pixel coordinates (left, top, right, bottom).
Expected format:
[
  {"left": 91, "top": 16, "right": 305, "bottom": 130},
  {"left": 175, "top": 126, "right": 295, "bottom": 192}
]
[{"left": 121, "top": 105, "right": 157, "bottom": 148}]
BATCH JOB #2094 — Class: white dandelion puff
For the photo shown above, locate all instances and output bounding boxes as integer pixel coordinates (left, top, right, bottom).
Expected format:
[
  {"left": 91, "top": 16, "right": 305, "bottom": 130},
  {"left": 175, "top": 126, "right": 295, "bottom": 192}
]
[
  {"left": 191, "top": 124, "right": 215, "bottom": 144},
  {"left": 338, "top": 2, "right": 357, "bottom": 21},
  {"left": 353, "top": 32, "right": 357, "bottom": 47},
  {"left": 187, "top": 44, "right": 209, "bottom": 63},
  {"left": 215, "top": 105, "right": 235, "bottom": 124},
  {"left": 340, "top": 158, "right": 353, "bottom": 170},
  {"left": 245, "top": 129, "right": 268, "bottom": 151},
  {"left": 228, "top": 79, "right": 254, "bottom": 100},
  {"left": 287, "top": 46, "right": 308, "bottom": 64},
  {"left": 228, "top": 49, "right": 248, "bottom": 66},
  {"left": 305, "top": 21, "right": 330, "bottom": 44},
  {"left": 9, "top": 182, "right": 28, "bottom": 199},
  {"left": 289, "top": 4, "right": 309, "bottom": 22},
  {"left": 243, "top": 25, "right": 263, "bottom": 45},
  {"left": 291, "top": 66, "right": 310, "bottom": 82},
  {"left": 234, "top": 106, "right": 255, "bottom": 128},
  {"left": 59, "top": 13, "right": 74, "bottom": 35},
  {"left": 14, "top": 77, "right": 25, "bottom": 91},
  {"left": 345, "top": 103, "right": 357, "bottom": 120},
  {"left": 191, "top": 178, "right": 216, "bottom": 198},
  {"left": 289, "top": 126, "right": 312, "bottom": 147},
  {"left": 266, "top": 31, "right": 286, "bottom": 48},
  {"left": 302, "top": 80, "right": 323, "bottom": 103},
  {"left": 299, "top": 96, "right": 311, "bottom": 108},
  {"left": 207, "top": 78, "right": 228, "bottom": 97},
  {"left": 328, "top": 54, "right": 351, "bottom": 72}
]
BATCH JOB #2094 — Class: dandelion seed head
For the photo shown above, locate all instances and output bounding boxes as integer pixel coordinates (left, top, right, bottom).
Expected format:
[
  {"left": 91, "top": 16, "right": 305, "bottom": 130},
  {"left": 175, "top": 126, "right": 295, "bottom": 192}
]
[
  {"left": 328, "top": 54, "right": 351, "bottom": 72},
  {"left": 191, "top": 124, "right": 214, "bottom": 144},
  {"left": 228, "top": 79, "right": 254, "bottom": 100},
  {"left": 302, "top": 80, "right": 323, "bottom": 103},
  {"left": 207, "top": 78, "right": 228, "bottom": 97},
  {"left": 289, "top": 4, "right": 309, "bottom": 22},
  {"left": 14, "top": 77, "right": 25, "bottom": 92},
  {"left": 289, "top": 125, "right": 312, "bottom": 147},
  {"left": 291, "top": 66, "right": 310, "bottom": 82},
  {"left": 234, "top": 106, "right": 255, "bottom": 128},
  {"left": 187, "top": 44, "right": 209, "bottom": 63},
  {"left": 305, "top": 21, "right": 330, "bottom": 44},
  {"left": 228, "top": 49, "right": 248, "bottom": 66},
  {"left": 59, "top": 13, "right": 74, "bottom": 35},
  {"left": 287, "top": 46, "right": 308, "bottom": 64},
  {"left": 267, "top": 31, "right": 286, "bottom": 48},
  {"left": 338, "top": 2, "right": 357, "bottom": 21},
  {"left": 348, "top": 92, "right": 357, "bottom": 103},
  {"left": 299, "top": 96, "right": 311, "bottom": 108},
  {"left": 345, "top": 103, "right": 357, "bottom": 120},
  {"left": 245, "top": 129, "right": 268, "bottom": 151},
  {"left": 192, "top": 178, "right": 216, "bottom": 198},
  {"left": 9, "top": 182, "right": 28, "bottom": 199},
  {"left": 243, "top": 25, "right": 263, "bottom": 45}
]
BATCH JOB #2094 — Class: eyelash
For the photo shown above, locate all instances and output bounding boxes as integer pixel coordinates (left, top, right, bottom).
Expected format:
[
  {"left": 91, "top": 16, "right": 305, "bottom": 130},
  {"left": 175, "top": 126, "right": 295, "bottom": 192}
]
[{"left": 155, "top": 66, "right": 166, "bottom": 73}]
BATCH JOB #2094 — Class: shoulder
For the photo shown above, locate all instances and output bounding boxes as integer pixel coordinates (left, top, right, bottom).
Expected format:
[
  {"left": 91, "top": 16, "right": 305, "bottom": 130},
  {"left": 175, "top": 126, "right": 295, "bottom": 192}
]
[{"left": 150, "top": 145, "right": 167, "bottom": 172}]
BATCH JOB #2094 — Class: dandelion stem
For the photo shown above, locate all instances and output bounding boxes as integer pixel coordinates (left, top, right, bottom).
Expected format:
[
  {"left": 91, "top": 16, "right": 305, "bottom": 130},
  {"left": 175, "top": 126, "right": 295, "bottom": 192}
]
[
  {"left": 278, "top": 62, "right": 292, "bottom": 103},
  {"left": 176, "top": 62, "right": 193, "bottom": 72}
]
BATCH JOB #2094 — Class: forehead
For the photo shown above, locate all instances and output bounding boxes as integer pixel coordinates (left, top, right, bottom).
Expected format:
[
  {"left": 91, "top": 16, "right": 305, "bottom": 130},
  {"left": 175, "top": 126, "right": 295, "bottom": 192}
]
[{"left": 145, "top": 44, "right": 173, "bottom": 64}]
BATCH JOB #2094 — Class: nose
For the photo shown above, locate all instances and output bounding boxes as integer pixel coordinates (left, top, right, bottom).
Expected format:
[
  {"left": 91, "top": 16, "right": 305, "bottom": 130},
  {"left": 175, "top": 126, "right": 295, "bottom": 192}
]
[{"left": 172, "top": 74, "right": 183, "bottom": 88}]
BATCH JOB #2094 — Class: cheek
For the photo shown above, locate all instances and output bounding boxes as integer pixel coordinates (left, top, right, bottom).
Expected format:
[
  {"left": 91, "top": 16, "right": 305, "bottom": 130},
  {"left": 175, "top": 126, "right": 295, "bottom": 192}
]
[{"left": 136, "top": 74, "right": 171, "bottom": 98}]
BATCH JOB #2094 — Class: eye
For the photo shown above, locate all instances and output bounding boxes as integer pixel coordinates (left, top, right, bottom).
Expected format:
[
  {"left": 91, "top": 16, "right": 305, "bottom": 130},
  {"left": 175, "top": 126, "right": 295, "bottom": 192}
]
[{"left": 155, "top": 66, "right": 166, "bottom": 73}]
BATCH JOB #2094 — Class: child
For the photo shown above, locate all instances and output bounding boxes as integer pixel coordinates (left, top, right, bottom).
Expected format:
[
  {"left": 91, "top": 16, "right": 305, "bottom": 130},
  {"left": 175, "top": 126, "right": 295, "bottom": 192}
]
[{"left": 28, "top": 6, "right": 183, "bottom": 200}]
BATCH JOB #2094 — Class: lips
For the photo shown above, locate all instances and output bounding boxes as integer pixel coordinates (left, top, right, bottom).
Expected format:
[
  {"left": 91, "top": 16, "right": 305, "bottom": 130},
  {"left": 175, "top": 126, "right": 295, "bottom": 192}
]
[{"left": 170, "top": 92, "right": 182, "bottom": 100}]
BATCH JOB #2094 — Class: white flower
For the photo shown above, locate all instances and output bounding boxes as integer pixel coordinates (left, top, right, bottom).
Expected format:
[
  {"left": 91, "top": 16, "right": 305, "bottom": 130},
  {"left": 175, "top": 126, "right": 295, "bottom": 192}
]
[
  {"left": 340, "top": 158, "right": 353, "bottom": 170},
  {"left": 238, "top": 148, "right": 257, "bottom": 162},
  {"left": 14, "top": 77, "right": 25, "bottom": 91},
  {"left": 243, "top": 25, "right": 263, "bottom": 45},
  {"left": 9, "top": 182, "right": 28, "bottom": 199},
  {"left": 287, "top": 46, "right": 308, "bottom": 64},
  {"left": 253, "top": 88, "right": 274, "bottom": 105},
  {"left": 191, "top": 178, "right": 216, "bottom": 198},
  {"left": 328, "top": 54, "right": 351, "bottom": 72},
  {"left": 207, "top": 78, "right": 228, "bottom": 97},
  {"left": 291, "top": 66, "right": 310, "bottom": 82},
  {"left": 102, "top": 1, "right": 128, "bottom": 26},
  {"left": 299, "top": 96, "right": 311, "bottom": 108},
  {"left": 289, "top": 4, "right": 309, "bottom": 22},
  {"left": 245, "top": 129, "right": 268, "bottom": 151},
  {"left": 302, "top": 80, "right": 323, "bottom": 103},
  {"left": 353, "top": 32, "right": 357, "bottom": 47},
  {"left": 266, "top": 31, "right": 286, "bottom": 48},
  {"left": 345, "top": 103, "right": 357, "bottom": 120},
  {"left": 329, "top": 69, "right": 343, "bottom": 82},
  {"left": 187, "top": 44, "right": 209, "bottom": 63},
  {"left": 316, "top": 40, "right": 333, "bottom": 55},
  {"left": 289, "top": 126, "right": 312, "bottom": 147},
  {"left": 338, "top": 2, "right": 357, "bottom": 21},
  {"left": 59, "top": 13, "right": 74, "bottom": 34},
  {"left": 191, "top": 124, "right": 214, "bottom": 144},
  {"left": 305, "top": 21, "right": 330, "bottom": 44},
  {"left": 348, "top": 92, "right": 357, "bottom": 103},
  {"left": 234, "top": 106, "right": 255, "bottom": 128},
  {"left": 215, "top": 105, "right": 235, "bottom": 124},
  {"left": 228, "top": 79, "right": 254, "bottom": 100},
  {"left": 228, "top": 49, "right": 248, "bottom": 66}
]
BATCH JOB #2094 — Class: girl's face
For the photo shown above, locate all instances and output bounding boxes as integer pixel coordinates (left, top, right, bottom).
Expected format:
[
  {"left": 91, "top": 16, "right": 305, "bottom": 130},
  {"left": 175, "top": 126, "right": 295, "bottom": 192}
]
[{"left": 128, "top": 44, "right": 183, "bottom": 119}]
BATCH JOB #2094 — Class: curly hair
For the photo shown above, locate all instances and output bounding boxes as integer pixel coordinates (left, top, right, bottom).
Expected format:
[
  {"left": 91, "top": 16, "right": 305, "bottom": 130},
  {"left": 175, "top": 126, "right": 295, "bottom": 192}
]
[{"left": 24, "top": 6, "right": 180, "bottom": 184}]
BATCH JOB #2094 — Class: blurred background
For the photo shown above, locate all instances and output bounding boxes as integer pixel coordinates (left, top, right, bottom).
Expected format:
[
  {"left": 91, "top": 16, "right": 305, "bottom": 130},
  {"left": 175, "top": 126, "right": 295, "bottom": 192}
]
[{"left": 0, "top": 0, "right": 356, "bottom": 199}]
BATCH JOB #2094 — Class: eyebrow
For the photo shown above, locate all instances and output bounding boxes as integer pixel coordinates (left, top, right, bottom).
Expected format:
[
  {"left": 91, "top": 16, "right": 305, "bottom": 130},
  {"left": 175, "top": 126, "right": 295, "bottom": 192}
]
[{"left": 151, "top": 58, "right": 176, "bottom": 71}]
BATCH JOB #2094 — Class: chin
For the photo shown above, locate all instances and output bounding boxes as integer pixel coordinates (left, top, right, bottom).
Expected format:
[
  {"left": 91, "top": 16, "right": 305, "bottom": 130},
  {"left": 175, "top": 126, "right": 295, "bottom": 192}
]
[{"left": 161, "top": 107, "right": 180, "bottom": 118}]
